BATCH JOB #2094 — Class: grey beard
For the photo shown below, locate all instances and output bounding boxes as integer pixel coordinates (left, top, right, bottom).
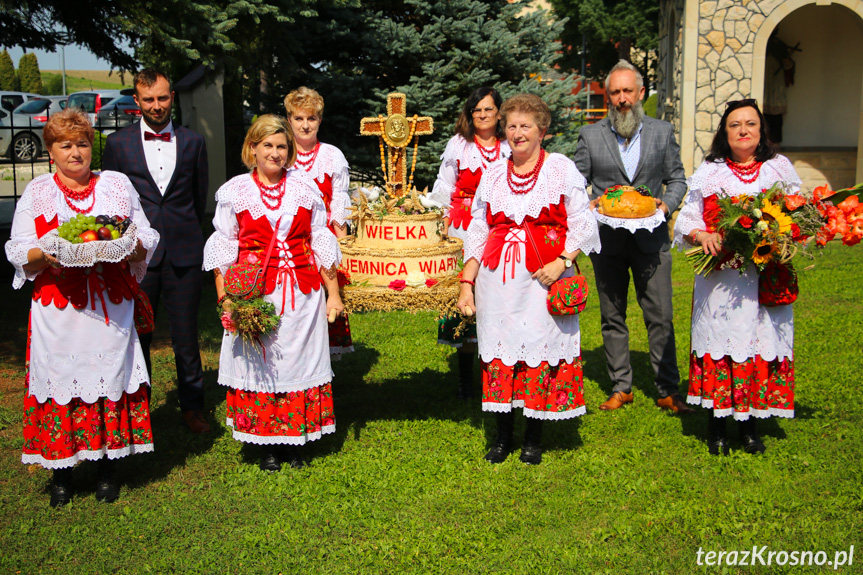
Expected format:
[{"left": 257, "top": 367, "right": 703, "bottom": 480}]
[{"left": 609, "top": 101, "right": 644, "bottom": 139}]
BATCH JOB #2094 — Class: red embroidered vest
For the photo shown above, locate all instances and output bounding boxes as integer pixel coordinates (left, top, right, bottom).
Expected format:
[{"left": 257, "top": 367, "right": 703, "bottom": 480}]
[
  {"left": 481, "top": 199, "right": 568, "bottom": 275},
  {"left": 31, "top": 215, "right": 137, "bottom": 321},
  {"left": 235, "top": 209, "right": 321, "bottom": 311}
]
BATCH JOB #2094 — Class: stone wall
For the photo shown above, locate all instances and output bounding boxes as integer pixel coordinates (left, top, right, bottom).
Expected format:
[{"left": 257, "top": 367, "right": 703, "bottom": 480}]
[{"left": 657, "top": 0, "right": 686, "bottom": 135}]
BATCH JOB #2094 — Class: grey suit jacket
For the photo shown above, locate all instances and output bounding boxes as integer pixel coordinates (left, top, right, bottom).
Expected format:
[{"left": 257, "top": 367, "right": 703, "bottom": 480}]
[{"left": 573, "top": 116, "right": 687, "bottom": 254}]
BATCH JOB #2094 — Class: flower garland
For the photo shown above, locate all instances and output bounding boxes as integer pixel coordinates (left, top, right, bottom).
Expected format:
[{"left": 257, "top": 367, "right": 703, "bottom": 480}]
[{"left": 55, "top": 172, "right": 98, "bottom": 214}]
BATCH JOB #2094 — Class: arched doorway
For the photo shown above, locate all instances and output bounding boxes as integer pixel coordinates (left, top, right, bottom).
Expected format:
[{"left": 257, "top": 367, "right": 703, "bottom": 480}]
[{"left": 753, "top": 1, "right": 863, "bottom": 189}]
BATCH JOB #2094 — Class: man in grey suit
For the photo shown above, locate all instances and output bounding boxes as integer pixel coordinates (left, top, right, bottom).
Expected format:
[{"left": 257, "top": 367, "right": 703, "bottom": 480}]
[{"left": 574, "top": 60, "right": 693, "bottom": 414}]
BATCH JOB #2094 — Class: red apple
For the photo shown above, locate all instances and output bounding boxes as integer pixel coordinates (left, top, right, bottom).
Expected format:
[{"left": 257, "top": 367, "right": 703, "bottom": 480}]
[
  {"left": 79, "top": 230, "right": 98, "bottom": 243},
  {"left": 97, "top": 227, "right": 113, "bottom": 241}
]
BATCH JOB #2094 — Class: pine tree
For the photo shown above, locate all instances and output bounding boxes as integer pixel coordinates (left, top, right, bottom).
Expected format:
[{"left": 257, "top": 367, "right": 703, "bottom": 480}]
[
  {"left": 18, "top": 53, "right": 43, "bottom": 94},
  {"left": 257, "top": 0, "right": 583, "bottom": 188},
  {"left": 549, "top": 0, "right": 658, "bottom": 86},
  {"left": 0, "top": 49, "right": 19, "bottom": 91}
]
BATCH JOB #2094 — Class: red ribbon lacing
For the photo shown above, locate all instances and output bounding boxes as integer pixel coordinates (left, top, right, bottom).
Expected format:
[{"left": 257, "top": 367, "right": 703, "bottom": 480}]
[
  {"left": 85, "top": 266, "right": 111, "bottom": 325},
  {"left": 502, "top": 228, "right": 525, "bottom": 283}
]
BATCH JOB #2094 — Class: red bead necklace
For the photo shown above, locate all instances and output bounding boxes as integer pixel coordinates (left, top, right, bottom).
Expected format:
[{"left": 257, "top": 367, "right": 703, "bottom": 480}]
[
  {"left": 507, "top": 149, "right": 546, "bottom": 194},
  {"left": 295, "top": 142, "right": 321, "bottom": 172},
  {"left": 726, "top": 158, "right": 763, "bottom": 184},
  {"left": 474, "top": 136, "right": 501, "bottom": 165},
  {"left": 54, "top": 172, "right": 97, "bottom": 214},
  {"left": 253, "top": 168, "right": 287, "bottom": 210}
]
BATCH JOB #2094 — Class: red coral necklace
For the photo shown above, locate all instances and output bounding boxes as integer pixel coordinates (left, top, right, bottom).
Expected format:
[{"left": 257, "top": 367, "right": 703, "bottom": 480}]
[
  {"left": 55, "top": 172, "right": 97, "bottom": 214},
  {"left": 507, "top": 149, "right": 545, "bottom": 194},
  {"left": 474, "top": 136, "right": 501, "bottom": 165},
  {"left": 253, "top": 168, "right": 287, "bottom": 210},
  {"left": 295, "top": 142, "right": 320, "bottom": 172},
  {"left": 726, "top": 158, "right": 762, "bottom": 184}
]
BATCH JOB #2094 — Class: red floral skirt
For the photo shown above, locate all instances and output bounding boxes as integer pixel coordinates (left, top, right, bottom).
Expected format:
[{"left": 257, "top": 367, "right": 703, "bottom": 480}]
[
  {"left": 225, "top": 383, "right": 335, "bottom": 445},
  {"left": 22, "top": 387, "right": 153, "bottom": 469},
  {"left": 328, "top": 315, "right": 354, "bottom": 356},
  {"left": 481, "top": 357, "right": 585, "bottom": 419},
  {"left": 687, "top": 353, "right": 795, "bottom": 419}
]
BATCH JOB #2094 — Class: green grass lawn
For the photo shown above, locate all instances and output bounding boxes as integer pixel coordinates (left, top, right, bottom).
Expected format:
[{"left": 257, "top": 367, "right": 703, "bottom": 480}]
[{"left": 0, "top": 245, "right": 860, "bottom": 574}]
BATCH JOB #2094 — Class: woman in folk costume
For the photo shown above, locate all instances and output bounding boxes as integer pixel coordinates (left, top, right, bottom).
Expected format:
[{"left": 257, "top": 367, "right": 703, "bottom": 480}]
[
  {"left": 457, "top": 94, "right": 601, "bottom": 464},
  {"left": 428, "top": 87, "right": 511, "bottom": 399},
  {"left": 284, "top": 87, "right": 353, "bottom": 360},
  {"left": 674, "top": 99, "right": 802, "bottom": 455},
  {"left": 5, "top": 108, "right": 159, "bottom": 506},
  {"left": 204, "top": 115, "right": 344, "bottom": 471}
]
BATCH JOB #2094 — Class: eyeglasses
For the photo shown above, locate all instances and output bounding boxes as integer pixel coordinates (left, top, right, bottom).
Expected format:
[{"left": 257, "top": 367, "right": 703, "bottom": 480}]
[
  {"left": 726, "top": 98, "right": 757, "bottom": 108},
  {"left": 471, "top": 107, "right": 497, "bottom": 115}
]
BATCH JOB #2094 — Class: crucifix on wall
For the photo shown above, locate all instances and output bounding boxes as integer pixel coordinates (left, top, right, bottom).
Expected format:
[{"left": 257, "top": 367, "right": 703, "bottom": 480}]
[{"left": 360, "top": 93, "right": 434, "bottom": 197}]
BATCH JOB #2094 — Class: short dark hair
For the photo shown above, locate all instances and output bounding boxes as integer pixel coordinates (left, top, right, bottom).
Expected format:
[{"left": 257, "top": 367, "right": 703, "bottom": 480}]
[
  {"left": 454, "top": 86, "right": 504, "bottom": 140},
  {"left": 706, "top": 99, "right": 778, "bottom": 163},
  {"left": 133, "top": 68, "right": 172, "bottom": 95}
]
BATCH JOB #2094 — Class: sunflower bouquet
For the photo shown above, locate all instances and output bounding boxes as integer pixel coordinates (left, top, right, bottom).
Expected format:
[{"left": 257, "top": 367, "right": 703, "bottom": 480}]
[{"left": 685, "top": 182, "right": 825, "bottom": 278}]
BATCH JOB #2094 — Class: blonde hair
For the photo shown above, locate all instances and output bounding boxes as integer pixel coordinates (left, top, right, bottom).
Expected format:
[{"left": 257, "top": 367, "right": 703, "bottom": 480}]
[
  {"left": 43, "top": 108, "right": 94, "bottom": 149},
  {"left": 283, "top": 86, "right": 324, "bottom": 118},
  {"left": 241, "top": 114, "right": 295, "bottom": 170},
  {"left": 500, "top": 93, "right": 551, "bottom": 133}
]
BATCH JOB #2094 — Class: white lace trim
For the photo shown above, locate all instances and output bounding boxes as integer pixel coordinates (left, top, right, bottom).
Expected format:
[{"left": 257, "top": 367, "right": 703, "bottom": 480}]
[
  {"left": 477, "top": 154, "right": 585, "bottom": 225},
  {"left": 28, "top": 358, "right": 149, "bottom": 405},
  {"left": 594, "top": 209, "right": 666, "bottom": 233},
  {"left": 465, "top": 154, "right": 600, "bottom": 262},
  {"left": 481, "top": 401, "right": 586, "bottom": 420},
  {"left": 6, "top": 172, "right": 158, "bottom": 288},
  {"left": 218, "top": 370, "right": 332, "bottom": 395},
  {"left": 21, "top": 443, "right": 154, "bottom": 469},
  {"left": 300, "top": 143, "right": 349, "bottom": 184},
  {"left": 330, "top": 345, "right": 354, "bottom": 355},
  {"left": 440, "top": 134, "right": 512, "bottom": 174},
  {"left": 686, "top": 397, "right": 794, "bottom": 420},
  {"left": 214, "top": 170, "right": 322, "bottom": 223},
  {"left": 204, "top": 175, "right": 340, "bottom": 273},
  {"left": 478, "top": 343, "right": 580, "bottom": 368},
  {"left": 298, "top": 144, "right": 353, "bottom": 226},
  {"left": 225, "top": 420, "right": 335, "bottom": 445},
  {"left": 328, "top": 191, "right": 353, "bottom": 227},
  {"left": 674, "top": 157, "right": 803, "bottom": 249}
]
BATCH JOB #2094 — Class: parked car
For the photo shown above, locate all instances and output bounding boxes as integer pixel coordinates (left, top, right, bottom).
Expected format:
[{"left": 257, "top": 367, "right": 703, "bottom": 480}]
[
  {"left": 67, "top": 89, "right": 133, "bottom": 125},
  {"left": 94, "top": 94, "right": 141, "bottom": 131},
  {"left": 0, "top": 91, "right": 41, "bottom": 115},
  {"left": 0, "top": 107, "right": 46, "bottom": 162},
  {"left": 13, "top": 96, "right": 67, "bottom": 124}
]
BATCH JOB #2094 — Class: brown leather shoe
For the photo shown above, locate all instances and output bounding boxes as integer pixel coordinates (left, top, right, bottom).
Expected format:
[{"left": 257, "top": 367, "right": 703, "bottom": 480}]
[
  {"left": 599, "top": 391, "right": 634, "bottom": 411},
  {"left": 182, "top": 410, "right": 211, "bottom": 434},
  {"left": 656, "top": 394, "right": 695, "bottom": 414}
]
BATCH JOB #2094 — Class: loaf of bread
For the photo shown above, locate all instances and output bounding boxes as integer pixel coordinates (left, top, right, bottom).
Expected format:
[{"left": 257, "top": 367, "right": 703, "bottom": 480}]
[{"left": 597, "top": 185, "right": 657, "bottom": 219}]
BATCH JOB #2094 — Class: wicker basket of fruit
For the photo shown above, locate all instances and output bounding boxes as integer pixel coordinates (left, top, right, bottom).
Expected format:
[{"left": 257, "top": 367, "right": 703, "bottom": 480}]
[{"left": 38, "top": 214, "right": 139, "bottom": 268}]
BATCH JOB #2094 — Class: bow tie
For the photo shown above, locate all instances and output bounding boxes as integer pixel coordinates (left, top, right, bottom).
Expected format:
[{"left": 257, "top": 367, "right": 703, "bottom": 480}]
[{"left": 144, "top": 131, "right": 171, "bottom": 142}]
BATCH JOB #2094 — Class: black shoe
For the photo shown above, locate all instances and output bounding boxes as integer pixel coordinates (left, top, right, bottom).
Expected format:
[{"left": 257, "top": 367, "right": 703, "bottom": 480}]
[
  {"left": 520, "top": 419, "right": 544, "bottom": 465},
  {"left": 281, "top": 445, "right": 307, "bottom": 469},
  {"left": 457, "top": 351, "right": 475, "bottom": 400},
  {"left": 707, "top": 417, "right": 729, "bottom": 456},
  {"left": 739, "top": 419, "right": 766, "bottom": 454},
  {"left": 95, "top": 459, "right": 119, "bottom": 503},
  {"left": 50, "top": 468, "right": 73, "bottom": 508},
  {"left": 259, "top": 447, "right": 281, "bottom": 472},
  {"left": 484, "top": 412, "right": 514, "bottom": 464}
]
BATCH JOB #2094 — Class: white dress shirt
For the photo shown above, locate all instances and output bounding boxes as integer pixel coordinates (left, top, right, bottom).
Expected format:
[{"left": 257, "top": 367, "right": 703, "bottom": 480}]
[{"left": 140, "top": 120, "right": 177, "bottom": 195}]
